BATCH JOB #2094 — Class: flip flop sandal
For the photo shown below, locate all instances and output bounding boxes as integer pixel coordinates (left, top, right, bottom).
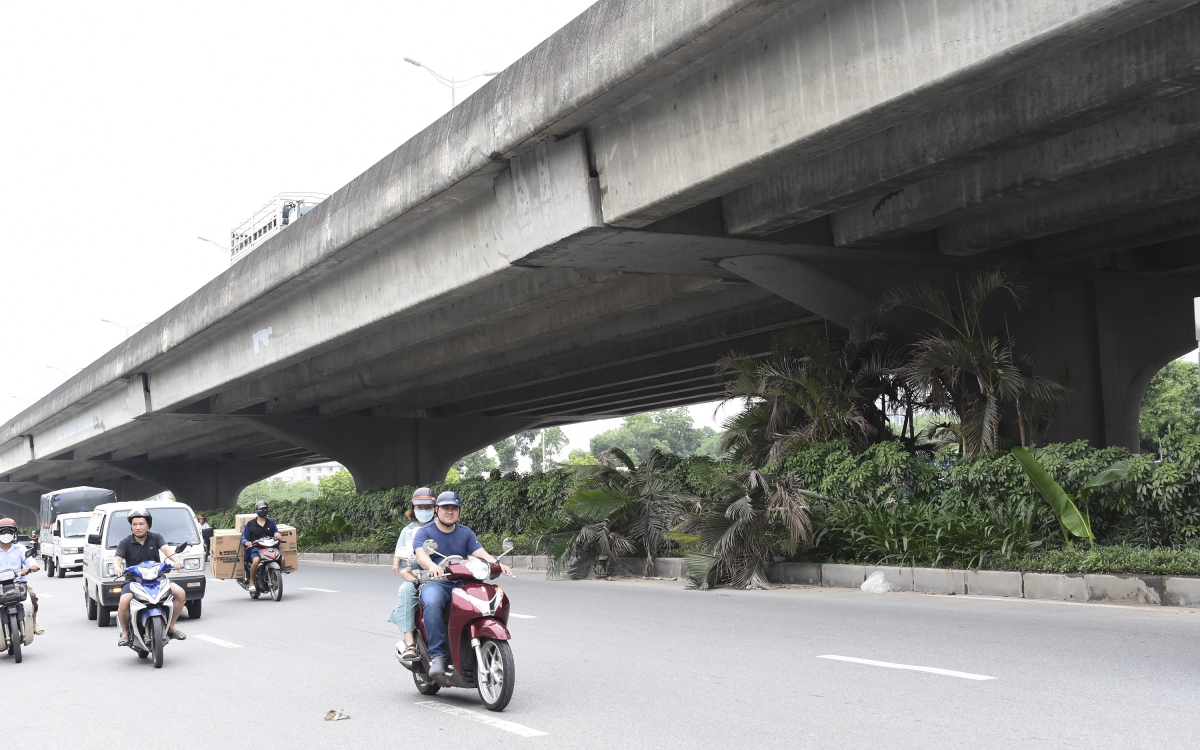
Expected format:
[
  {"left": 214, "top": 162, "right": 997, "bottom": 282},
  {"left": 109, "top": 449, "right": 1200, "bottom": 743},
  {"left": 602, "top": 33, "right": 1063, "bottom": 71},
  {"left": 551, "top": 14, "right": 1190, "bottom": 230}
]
[
  {"left": 33, "top": 627, "right": 44, "bottom": 635},
  {"left": 401, "top": 645, "right": 419, "bottom": 660},
  {"left": 118, "top": 636, "right": 130, "bottom": 647},
  {"left": 168, "top": 630, "right": 187, "bottom": 641}
]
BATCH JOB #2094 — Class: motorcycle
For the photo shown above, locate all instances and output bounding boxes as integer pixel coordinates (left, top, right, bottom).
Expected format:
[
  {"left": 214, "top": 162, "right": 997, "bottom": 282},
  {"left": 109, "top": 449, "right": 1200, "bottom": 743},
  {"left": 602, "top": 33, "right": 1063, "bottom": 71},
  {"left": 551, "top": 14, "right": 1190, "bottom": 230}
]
[
  {"left": 237, "top": 537, "right": 284, "bottom": 601},
  {"left": 0, "top": 568, "right": 33, "bottom": 664},
  {"left": 399, "top": 538, "right": 516, "bottom": 711},
  {"left": 117, "top": 541, "right": 188, "bottom": 668}
]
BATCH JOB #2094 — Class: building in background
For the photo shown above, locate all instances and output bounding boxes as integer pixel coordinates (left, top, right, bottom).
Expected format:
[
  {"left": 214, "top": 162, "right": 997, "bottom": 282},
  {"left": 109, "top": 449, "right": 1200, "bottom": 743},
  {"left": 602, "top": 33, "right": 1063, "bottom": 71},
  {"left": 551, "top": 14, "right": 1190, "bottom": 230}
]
[
  {"left": 230, "top": 193, "right": 327, "bottom": 262},
  {"left": 273, "top": 461, "right": 345, "bottom": 484}
]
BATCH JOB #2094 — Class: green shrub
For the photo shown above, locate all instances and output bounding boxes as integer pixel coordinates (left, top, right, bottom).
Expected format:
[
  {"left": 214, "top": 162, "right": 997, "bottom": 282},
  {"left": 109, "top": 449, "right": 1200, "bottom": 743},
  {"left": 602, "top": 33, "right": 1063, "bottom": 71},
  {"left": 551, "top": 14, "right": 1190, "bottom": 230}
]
[{"left": 997, "top": 544, "right": 1200, "bottom": 576}]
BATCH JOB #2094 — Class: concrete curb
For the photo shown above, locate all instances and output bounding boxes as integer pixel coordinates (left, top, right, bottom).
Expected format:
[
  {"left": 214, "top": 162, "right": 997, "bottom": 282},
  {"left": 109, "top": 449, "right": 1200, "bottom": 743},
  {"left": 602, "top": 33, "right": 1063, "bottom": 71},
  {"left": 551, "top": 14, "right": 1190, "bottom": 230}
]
[{"left": 298, "top": 552, "right": 1200, "bottom": 608}]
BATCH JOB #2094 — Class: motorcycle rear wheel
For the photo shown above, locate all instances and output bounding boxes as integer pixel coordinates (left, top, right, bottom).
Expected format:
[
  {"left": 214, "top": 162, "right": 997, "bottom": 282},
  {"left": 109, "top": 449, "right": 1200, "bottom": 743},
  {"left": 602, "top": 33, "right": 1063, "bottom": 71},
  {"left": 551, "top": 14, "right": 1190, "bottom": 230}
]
[
  {"left": 9, "top": 612, "right": 22, "bottom": 664},
  {"left": 413, "top": 666, "right": 441, "bottom": 695},
  {"left": 150, "top": 617, "right": 165, "bottom": 668},
  {"left": 268, "top": 568, "right": 283, "bottom": 601},
  {"left": 476, "top": 639, "right": 515, "bottom": 712}
]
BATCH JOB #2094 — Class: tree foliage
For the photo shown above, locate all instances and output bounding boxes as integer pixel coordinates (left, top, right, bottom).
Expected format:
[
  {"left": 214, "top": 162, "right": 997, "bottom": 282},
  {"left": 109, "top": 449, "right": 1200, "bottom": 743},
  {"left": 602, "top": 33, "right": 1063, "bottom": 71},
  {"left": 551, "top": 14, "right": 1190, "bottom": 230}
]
[
  {"left": 881, "top": 267, "right": 1070, "bottom": 456},
  {"left": 590, "top": 408, "right": 719, "bottom": 463},
  {"left": 1140, "top": 359, "right": 1200, "bottom": 453}
]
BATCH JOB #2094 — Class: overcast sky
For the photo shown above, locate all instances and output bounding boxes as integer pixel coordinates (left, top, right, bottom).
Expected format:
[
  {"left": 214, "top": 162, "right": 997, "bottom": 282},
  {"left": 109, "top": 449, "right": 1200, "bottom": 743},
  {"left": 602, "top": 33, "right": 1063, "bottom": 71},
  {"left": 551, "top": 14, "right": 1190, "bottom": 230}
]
[{"left": 0, "top": 0, "right": 734, "bottom": 455}]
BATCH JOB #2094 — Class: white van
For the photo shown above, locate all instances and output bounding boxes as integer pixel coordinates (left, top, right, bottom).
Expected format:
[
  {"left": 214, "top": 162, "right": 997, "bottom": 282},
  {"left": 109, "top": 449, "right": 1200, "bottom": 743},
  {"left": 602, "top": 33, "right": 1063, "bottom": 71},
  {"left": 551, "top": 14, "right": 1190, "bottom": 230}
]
[
  {"left": 82, "top": 500, "right": 207, "bottom": 626},
  {"left": 41, "top": 511, "right": 92, "bottom": 578}
]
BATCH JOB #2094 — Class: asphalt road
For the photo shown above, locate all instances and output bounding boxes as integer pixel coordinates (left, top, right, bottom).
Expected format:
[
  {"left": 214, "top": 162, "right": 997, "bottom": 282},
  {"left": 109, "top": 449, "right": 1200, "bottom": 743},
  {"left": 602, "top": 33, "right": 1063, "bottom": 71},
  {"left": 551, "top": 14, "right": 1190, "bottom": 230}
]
[{"left": 10, "top": 562, "right": 1200, "bottom": 749}]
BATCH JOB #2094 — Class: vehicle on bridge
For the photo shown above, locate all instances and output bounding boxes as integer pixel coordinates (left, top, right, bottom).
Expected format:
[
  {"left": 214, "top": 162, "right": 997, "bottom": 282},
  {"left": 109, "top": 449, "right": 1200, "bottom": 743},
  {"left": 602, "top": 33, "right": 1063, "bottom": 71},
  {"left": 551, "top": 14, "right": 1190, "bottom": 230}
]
[
  {"left": 230, "top": 192, "right": 325, "bottom": 262},
  {"left": 38, "top": 487, "right": 116, "bottom": 569},
  {"left": 41, "top": 511, "right": 92, "bottom": 578},
  {"left": 82, "top": 500, "right": 206, "bottom": 626}
]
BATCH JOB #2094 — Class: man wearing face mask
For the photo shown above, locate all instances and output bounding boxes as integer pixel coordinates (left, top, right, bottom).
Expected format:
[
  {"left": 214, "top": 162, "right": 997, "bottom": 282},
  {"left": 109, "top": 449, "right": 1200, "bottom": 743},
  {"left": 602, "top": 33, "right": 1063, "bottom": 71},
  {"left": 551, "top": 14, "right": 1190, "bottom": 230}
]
[
  {"left": 241, "top": 500, "right": 281, "bottom": 595},
  {"left": 0, "top": 518, "right": 41, "bottom": 635},
  {"left": 388, "top": 488, "right": 436, "bottom": 661}
]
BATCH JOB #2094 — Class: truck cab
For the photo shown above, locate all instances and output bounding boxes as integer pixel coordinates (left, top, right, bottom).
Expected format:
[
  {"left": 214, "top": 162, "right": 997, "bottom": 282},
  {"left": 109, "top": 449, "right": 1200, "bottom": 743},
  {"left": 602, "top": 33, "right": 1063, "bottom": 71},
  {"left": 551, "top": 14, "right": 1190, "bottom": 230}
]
[
  {"left": 82, "top": 500, "right": 207, "bottom": 626},
  {"left": 42, "top": 511, "right": 92, "bottom": 578}
]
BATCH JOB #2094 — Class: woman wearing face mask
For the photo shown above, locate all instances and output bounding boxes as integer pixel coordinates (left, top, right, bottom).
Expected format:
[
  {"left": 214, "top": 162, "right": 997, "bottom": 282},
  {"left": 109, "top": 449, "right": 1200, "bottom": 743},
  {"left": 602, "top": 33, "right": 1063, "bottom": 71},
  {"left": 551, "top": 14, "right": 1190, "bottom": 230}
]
[{"left": 388, "top": 488, "right": 436, "bottom": 660}]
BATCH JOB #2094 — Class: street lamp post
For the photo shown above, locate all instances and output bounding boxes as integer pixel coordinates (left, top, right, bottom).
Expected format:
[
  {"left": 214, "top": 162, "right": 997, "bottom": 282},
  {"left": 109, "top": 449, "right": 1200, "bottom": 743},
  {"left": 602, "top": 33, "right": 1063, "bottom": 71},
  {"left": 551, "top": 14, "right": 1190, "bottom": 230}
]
[
  {"left": 404, "top": 57, "right": 501, "bottom": 108},
  {"left": 100, "top": 318, "right": 149, "bottom": 339}
]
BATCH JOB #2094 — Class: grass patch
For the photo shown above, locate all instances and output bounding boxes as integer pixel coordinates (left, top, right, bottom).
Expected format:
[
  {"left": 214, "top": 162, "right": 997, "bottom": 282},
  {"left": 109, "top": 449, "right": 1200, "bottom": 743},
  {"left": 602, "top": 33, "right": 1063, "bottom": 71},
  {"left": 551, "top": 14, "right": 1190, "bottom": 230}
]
[{"left": 993, "top": 545, "right": 1200, "bottom": 577}]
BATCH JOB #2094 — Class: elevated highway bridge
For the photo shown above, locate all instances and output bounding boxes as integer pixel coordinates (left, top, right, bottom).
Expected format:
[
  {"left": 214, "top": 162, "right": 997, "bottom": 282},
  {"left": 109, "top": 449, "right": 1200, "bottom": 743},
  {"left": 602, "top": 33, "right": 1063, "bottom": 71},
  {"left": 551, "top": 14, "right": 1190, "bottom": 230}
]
[{"left": 4, "top": 0, "right": 1200, "bottom": 518}]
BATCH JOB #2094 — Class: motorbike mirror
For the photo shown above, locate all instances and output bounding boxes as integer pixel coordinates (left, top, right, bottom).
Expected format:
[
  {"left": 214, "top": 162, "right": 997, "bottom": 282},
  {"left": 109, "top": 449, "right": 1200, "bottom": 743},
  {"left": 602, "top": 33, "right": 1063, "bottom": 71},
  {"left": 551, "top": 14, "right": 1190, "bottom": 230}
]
[
  {"left": 422, "top": 539, "right": 438, "bottom": 553},
  {"left": 87, "top": 533, "right": 101, "bottom": 546},
  {"left": 176, "top": 541, "right": 190, "bottom": 553},
  {"left": 501, "top": 537, "right": 514, "bottom": 555}
]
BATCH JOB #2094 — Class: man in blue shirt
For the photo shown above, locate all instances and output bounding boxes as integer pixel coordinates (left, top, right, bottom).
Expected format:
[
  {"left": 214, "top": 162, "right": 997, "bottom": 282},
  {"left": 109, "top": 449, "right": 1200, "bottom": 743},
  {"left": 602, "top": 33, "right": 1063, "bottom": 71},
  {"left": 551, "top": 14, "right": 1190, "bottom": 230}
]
[
  {"left": 413, "top": 492, "right": 512, "bottom": 676},
  {"left": 241, "top": 500, "right": 281, "bottom": 595},
  {"left": 0, "top": 518, "right": 41, "bottom": 635}
]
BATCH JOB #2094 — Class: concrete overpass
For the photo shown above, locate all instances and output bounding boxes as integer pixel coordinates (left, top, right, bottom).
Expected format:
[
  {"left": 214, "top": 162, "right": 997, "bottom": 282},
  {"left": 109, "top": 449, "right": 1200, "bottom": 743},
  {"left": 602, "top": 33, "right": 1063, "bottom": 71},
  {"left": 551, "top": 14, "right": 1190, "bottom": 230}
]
[{"left": 4, "top": 0, "right": 1200, "bottom": 514}]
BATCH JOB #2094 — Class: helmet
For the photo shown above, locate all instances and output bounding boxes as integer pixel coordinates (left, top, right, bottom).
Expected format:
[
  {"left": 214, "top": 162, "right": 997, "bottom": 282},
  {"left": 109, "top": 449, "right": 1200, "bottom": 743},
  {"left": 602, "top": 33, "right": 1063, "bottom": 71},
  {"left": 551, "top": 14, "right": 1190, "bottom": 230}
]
[
  {"left": 435, "top": 491, "right": 461, "bottom": 507},
  {"left": 254, "top": 500, "right": 269, "bottom": 513},
  {"left": 126, "top": 508, "right": 153, "bottom": 527},
  {"left": 0, "top": 518, "right": 16, "bottom": 534},
  {"left": 412, "top": 487, "right": 436, "bottom": 506}
]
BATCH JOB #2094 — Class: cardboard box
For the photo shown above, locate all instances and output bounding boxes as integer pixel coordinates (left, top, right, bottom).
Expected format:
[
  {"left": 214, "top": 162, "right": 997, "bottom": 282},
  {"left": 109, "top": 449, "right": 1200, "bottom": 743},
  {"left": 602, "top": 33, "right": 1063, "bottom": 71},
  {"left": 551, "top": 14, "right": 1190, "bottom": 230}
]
[
  {"left": 211, "top": 524, "right": 297, "bottom": 578},
  {"left": 210, "top": 530, "right": 243, "bottom": 580}
]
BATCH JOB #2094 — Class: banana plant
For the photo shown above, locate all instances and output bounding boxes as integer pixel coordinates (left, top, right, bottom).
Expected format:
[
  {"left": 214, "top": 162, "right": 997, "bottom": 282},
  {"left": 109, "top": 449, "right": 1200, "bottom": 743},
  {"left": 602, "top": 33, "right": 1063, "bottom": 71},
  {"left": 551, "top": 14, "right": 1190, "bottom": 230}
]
[{"left": 1010, "top": 446, "right": 1127, "bottom": 545}]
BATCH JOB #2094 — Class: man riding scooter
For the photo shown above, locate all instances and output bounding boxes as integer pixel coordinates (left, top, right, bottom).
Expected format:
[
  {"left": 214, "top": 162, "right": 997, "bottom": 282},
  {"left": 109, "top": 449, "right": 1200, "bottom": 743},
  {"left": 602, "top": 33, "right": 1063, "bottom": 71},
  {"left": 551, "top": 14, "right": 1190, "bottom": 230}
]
[
  {"left": 241, "top": 501, "right": 281, "bottom": 596},
  {"left": 0, "top": 518, "right": 41, "bottom": 636},
  {"left": 114, "top": 509, "right": 187, "bottom": 645},
  {"left": 412, "top": 491, "right": 513, "bottom": 676}
]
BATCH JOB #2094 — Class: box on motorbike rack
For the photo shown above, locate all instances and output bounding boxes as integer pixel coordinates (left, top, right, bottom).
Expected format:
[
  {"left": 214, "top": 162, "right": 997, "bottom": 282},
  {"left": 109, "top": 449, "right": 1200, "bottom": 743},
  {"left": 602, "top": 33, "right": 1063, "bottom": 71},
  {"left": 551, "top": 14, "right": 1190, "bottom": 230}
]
[
  {"left": 209, "top": 525, "right": 298, "bottom": 578},
  {"left": 209, "top": 530, "right": 242, "bottom": 580}
]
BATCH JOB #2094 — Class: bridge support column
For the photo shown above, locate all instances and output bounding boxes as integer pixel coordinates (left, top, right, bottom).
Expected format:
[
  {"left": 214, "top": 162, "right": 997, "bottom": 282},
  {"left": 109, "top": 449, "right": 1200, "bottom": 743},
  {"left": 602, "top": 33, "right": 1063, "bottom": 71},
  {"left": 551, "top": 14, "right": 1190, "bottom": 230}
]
[
  {"left": 0, "top": 496, "right": 39, "bottom": 528},
  {"left": 103, "top": 459, "right": 301, "bottom": 511},
  {"left": 726, "top": 254, "right": 1200, "bottom": 452},
  {"left": 248, "top": 417, "right": 541, "bottom": 491}
]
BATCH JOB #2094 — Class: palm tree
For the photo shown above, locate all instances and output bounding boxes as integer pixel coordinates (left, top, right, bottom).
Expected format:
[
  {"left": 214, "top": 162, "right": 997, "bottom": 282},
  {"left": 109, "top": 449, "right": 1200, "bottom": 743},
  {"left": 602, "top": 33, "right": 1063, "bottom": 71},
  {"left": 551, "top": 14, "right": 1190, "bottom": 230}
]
[
  {"left": 880, "top": 267, "right": 1069, "bottom": 456},
  {"left": 534, "top": 448, "right": 689, "bottom": 578},
  {"left": 717, "top": 324, "right": 908, "bottom": 467},
  {"left": 672, "top": 468, "right": 814, "bottom": 590}
]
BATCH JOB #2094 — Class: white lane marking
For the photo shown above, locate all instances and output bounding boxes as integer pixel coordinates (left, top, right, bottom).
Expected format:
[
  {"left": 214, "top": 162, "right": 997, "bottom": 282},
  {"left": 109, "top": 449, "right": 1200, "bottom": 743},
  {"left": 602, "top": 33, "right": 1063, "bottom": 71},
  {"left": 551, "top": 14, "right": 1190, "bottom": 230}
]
[
  {"left": 301, "top": 587, "right": 339, "bottom": 593},
  {"left": 35, "top": 593, "right": 54, "bottom": 598},
  {"left": 818, "top": 655, "right": 995, "bottom": 681},
  {"left": 509, "top": 613, "right": 536, "bottom": 619},
  {"left": 416, "top": 701, "right": 547, "bottom": 737},
  {"left": 194, "top": 634, "right": 242, "bottom": 648}
]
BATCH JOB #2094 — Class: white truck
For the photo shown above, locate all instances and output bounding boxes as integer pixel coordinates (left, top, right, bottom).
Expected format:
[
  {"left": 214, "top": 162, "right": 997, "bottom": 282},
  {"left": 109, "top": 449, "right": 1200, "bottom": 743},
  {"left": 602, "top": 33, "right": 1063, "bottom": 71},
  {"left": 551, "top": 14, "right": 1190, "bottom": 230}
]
[
  {"left": 82, "top": 500, "right": 207, "bottom": 626},
  {"left": 41, "top": 511, "right": 92, "bottom": 578}
]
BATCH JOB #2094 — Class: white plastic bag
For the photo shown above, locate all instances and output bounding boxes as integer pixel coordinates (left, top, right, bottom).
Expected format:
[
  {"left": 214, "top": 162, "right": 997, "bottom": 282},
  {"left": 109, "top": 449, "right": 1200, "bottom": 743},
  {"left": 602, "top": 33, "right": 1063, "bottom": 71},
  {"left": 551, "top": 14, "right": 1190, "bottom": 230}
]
[{"left": 860, "top": 570, "right": 893, "bottom": 593}]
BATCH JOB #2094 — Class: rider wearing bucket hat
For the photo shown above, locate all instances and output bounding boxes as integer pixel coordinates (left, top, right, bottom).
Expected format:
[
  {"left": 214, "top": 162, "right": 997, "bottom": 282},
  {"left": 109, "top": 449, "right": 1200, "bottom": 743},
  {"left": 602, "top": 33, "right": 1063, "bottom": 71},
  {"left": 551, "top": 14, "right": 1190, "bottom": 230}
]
[
  {"left": 388, "top": 487, "right": 436, "bottom": 660},
  {"left": 0, "top": 518, "right": 41, "bottom": 635},
  {"left": 412, "top": 491, "right": 513, "bottom": 676}
]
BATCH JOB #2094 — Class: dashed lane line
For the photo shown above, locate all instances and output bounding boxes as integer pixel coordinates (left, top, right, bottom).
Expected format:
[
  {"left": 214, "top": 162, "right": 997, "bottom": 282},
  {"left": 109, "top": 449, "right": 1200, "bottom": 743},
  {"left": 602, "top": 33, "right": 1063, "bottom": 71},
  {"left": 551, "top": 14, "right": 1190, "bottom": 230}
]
[
  {"left": 194, "top": 634, "right": 243, "bottom": 648},
  {"left": 818, "top": 655, "right": 995, "bottom": 681},
  {"left": 509, "top": 614, "right": 536, "bottom": 619},
  {"left": 416, "top": 701, "right": 547, "bottom": 737},
  {"left": 301, "top": 587, "right": 339, "bottom": 593}
]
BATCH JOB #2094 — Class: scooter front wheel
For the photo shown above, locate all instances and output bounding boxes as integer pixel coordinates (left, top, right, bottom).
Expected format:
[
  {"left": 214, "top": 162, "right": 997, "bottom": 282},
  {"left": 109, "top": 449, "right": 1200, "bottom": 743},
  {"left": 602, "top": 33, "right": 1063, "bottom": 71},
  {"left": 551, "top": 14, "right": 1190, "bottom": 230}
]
[
  {"left": 476, "top": 639, "right": 515, "bottom": 712},
  {"left": 150, "top": 617, "right": 165, "bottom": 668},
  {"left": 8, "top": 612, "right": 21, "bottom": 664}
]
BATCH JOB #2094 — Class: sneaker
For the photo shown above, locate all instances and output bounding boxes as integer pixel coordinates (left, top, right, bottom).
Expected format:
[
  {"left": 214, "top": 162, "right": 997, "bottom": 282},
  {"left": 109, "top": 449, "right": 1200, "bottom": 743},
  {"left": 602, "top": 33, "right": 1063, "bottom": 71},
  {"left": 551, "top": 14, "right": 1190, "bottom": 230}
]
[{"left": 429, "top": 656, "right": 447, "bottom": 675}]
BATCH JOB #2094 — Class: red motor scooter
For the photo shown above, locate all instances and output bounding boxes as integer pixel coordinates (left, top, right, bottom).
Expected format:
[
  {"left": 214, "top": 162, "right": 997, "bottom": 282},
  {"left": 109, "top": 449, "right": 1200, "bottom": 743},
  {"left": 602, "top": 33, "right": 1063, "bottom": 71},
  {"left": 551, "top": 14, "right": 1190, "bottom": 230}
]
[{"left": 399, "top": 538, "right": 516, "bottom": 711}]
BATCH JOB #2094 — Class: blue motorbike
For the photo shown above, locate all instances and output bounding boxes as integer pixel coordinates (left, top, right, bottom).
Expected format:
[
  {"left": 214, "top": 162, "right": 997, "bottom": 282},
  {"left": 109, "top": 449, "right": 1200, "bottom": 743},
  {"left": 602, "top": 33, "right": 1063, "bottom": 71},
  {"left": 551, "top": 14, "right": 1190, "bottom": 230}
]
[{"left": 119, "top": 546, "right": 187, "bottom": 668}]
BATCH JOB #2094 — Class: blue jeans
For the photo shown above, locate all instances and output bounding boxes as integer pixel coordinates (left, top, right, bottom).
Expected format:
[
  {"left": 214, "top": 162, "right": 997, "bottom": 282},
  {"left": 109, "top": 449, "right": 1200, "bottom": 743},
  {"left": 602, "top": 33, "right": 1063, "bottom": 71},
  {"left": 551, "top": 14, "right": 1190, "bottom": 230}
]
[
  {"left": 387, "top": 581, "right": 418, "bottom": 633},
  {"left": 419, "top": 580, "right": 461, "bottom": 658}
]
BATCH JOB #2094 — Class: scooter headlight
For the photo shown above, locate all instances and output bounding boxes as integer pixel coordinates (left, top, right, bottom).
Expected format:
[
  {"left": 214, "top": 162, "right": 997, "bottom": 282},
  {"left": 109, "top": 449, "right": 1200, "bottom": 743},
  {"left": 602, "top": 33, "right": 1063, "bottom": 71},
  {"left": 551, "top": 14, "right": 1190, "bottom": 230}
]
[
  {"left": 140, "top": 567, "right": 159, "bottom": 581},
  {"left": 465, "top": 558, "right": 490, "bottom": 580},
  {"left": 130, "top": 582, "right": 150, "bottom": 601}
]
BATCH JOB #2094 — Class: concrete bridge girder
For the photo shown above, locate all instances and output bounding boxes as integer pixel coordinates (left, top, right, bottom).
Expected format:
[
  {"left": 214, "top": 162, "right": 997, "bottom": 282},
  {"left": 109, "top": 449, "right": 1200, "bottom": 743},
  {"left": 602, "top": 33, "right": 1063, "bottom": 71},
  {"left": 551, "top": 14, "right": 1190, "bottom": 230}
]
[{"left": 247, "top": 417, "right": 542, "bottom": 491}]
